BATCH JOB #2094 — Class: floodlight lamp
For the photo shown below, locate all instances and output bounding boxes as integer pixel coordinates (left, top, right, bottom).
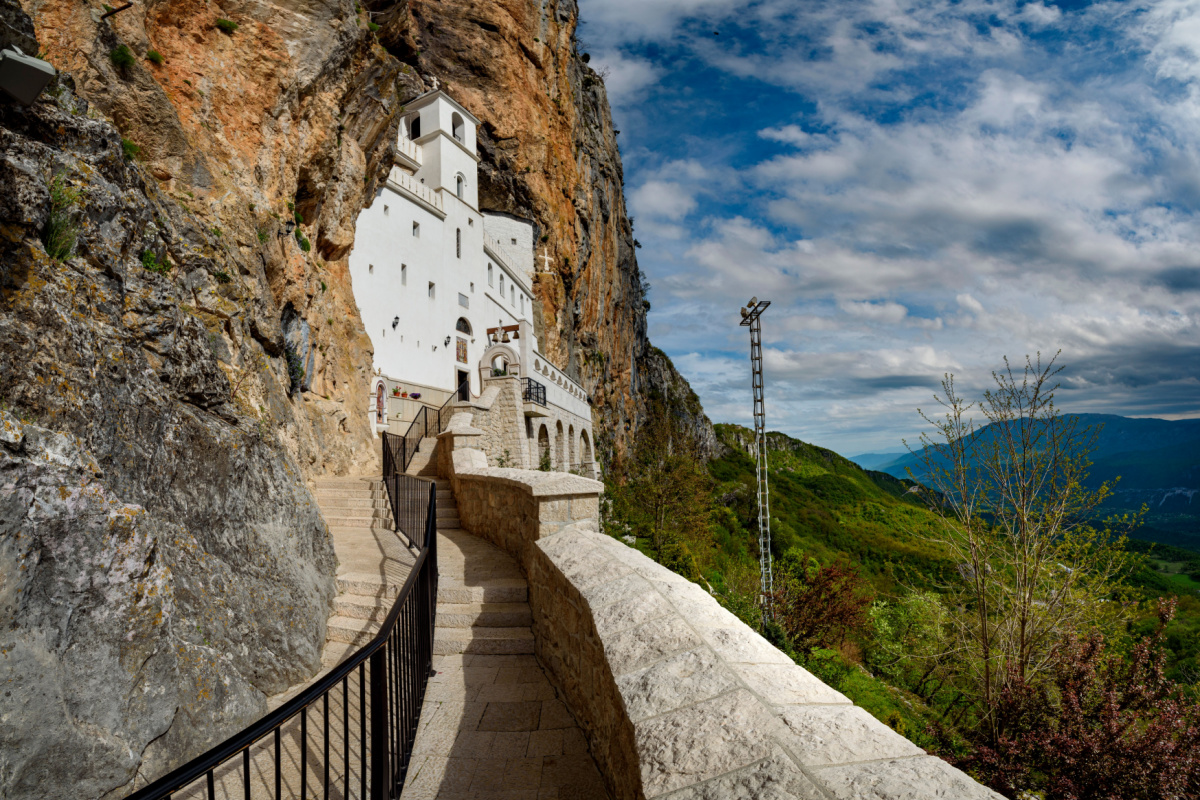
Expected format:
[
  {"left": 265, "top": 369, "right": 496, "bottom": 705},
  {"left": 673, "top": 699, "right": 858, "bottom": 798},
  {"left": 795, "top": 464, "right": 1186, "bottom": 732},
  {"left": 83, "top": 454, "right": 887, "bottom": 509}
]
[
  {"left": 740, "top": 307, "right": 749, "bottom": 319},
  {"left": 444, "top": 336, "right": 451, "bottom": 347},
  {"left": 0, "top": 48, "right": 56, "bottom": 106},
  {"left": 749, "top": 296, "right": 758, "bottom": 307}
]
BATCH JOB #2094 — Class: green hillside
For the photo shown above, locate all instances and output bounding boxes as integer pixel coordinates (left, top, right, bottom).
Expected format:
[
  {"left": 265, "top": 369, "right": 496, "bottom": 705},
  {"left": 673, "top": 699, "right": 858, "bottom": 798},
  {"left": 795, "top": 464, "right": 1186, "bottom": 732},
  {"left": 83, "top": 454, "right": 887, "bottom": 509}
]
[{"left": 707, "top": 423, "right": 957, "bottom": 595}]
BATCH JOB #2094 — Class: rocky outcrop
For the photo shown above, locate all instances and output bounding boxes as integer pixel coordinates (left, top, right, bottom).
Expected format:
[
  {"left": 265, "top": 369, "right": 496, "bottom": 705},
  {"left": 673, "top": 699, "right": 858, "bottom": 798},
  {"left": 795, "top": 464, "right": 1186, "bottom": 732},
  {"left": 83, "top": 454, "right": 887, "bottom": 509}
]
[
  {"left": 390, "top": 0, "right": 715, "bottom": 460},
  {"left": 0, "top": 1, "right": 417, "bottom": 796}
]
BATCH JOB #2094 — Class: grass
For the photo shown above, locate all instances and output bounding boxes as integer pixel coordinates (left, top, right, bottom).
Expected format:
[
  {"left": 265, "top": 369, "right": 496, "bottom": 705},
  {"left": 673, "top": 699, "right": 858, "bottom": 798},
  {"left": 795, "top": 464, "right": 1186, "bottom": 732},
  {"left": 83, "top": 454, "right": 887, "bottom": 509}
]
[
  {"left": 146, "top": 49, "right": 165, "bottom": 66},
  {"left": 295, "top": 230, "right": 312, "bottom": 252},
  {"left": 121, "top": 138, "right": 142, "bottom": 161},
  {"left": 216, "top": 18, "right": 239, "bottom": 34},
  {"left": 42, "top": 173, "right": 80, "bottom": 262},
  {"left": 109, "top": 45, "right": 135, "bottom": 70},
  {"left": 212, "top": 270, "right": 232, "bottom": 284}
]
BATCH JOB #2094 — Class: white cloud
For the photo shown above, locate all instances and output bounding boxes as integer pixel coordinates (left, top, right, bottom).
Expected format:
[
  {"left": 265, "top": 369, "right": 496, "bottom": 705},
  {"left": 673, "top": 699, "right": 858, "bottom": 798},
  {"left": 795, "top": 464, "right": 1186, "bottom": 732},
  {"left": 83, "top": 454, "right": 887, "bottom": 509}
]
[{"left": 595, "top": 0, "right": 1200, "bottom": 452}]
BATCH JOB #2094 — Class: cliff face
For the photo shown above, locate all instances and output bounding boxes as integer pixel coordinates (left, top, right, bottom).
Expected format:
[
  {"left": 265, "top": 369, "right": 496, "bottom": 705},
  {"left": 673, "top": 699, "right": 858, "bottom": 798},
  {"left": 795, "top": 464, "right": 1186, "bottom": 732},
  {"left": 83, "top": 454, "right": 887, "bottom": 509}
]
[
  {"left": 1, "top": 0, "right": 418, "bottom": 795},
  {"left": 2, "top": 0, "right": 714, "bottom": 795},
  {"left": 388, "top": 0, "right": 715, "bottom": 459}
]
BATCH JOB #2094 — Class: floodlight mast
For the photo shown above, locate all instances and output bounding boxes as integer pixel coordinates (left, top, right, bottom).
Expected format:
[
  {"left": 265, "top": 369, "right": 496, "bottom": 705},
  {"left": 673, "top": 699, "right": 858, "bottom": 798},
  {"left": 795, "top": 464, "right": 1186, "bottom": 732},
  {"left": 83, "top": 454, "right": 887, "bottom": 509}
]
[{"left": 740, "top": 298, "right": 773, "bottom": 621}]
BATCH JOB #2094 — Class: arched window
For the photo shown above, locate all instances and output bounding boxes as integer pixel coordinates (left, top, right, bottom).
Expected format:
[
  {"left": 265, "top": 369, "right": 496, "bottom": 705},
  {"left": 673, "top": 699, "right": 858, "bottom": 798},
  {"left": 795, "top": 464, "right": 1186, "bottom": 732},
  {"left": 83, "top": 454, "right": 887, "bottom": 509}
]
[
  {"left": 409, "top": 115, "right": 421, "bottom": 140},
  {"left": 456, "top": 317, "right": 471, "bottom": 335},
  {"left": 510, "top": 285, "right": 515, "bottom": 305},
  {"left": 451, "top": 112, "right": 464, "bottom": 143},
  {"left": 456, "top": 228, "right": 461, "bottom": 258},
  {"left": 500, "top": 275, "right": 505, "bottom": 296},
  {"left": 488, "top": 264, "right": 494, "bottom": 286},
  {"left": 456, "top": 175, "right": 464, "bottom": 199}
]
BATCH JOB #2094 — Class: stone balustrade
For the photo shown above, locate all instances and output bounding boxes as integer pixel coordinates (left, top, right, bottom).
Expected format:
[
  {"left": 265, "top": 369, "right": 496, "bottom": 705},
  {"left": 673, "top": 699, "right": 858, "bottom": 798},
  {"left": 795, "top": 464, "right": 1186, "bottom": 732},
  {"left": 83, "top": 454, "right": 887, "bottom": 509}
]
[{"left": 438, "top": 412, "right": 1001, "bottom": 800}]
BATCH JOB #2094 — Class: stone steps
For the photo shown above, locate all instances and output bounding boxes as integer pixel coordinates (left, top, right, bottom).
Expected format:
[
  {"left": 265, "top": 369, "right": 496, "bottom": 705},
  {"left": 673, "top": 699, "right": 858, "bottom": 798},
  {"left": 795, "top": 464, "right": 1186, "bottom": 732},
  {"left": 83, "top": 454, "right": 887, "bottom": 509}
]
[
  {"left": 436, "top": 602, "right": 533, "bottom": 628},
  {"left": 436, "top": 578, "right": 527, "bottom": 604},
  {"left": 432, "top": 626, "right": 536, "bottom": 655},
  {"left": 326, "top": 614, "right": 378, "bottom": 646}
]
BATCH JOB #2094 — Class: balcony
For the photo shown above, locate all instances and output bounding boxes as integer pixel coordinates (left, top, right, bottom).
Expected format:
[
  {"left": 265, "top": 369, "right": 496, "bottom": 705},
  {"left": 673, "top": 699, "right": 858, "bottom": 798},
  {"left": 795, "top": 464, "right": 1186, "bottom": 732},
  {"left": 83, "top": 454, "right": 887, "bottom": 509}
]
[
  {"left": 388, "top": 168, "right": 444, "bottom": 215},
  {"left": 396, "top": 134, "right": 423, "bottom": 170},
  {"left": 522, "top": 377, "right": 548, "bottom": 416}
]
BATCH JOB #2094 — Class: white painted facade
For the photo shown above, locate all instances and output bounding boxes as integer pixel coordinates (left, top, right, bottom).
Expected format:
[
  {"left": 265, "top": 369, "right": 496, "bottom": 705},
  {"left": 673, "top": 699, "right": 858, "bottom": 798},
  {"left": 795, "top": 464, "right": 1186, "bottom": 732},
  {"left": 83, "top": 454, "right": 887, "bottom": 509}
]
[{"left": 347, "top": 89, "right": 595, "bottom": 471}]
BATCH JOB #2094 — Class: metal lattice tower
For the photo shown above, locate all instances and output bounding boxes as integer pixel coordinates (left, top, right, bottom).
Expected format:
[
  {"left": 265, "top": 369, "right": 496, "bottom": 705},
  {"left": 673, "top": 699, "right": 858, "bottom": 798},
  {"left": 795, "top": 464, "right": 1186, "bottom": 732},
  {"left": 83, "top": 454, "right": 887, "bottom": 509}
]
[{"left": 740, "top": 298, "right": 773, "bottom": 617}]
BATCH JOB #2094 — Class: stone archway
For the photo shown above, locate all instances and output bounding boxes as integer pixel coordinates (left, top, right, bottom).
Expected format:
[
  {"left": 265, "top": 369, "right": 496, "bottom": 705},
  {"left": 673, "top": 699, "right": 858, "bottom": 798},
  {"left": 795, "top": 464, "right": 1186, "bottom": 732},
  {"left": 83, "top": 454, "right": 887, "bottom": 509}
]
[
  {"left": 537, "top": 424, "right": 550, "bottom": 469},
  {"left": 580, "top": 429, "right": 593, "bottom": 465},
  {"left": 555, "top": 420, "right": 565, "bottom": 470}
]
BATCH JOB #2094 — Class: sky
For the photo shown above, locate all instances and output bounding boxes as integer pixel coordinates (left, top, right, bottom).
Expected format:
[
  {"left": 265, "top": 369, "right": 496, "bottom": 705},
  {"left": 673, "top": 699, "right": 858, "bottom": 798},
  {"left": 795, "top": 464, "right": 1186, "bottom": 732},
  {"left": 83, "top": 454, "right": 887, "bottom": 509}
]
[{"left": 582, "top": 0, "right": 1200, "bottom": 456}]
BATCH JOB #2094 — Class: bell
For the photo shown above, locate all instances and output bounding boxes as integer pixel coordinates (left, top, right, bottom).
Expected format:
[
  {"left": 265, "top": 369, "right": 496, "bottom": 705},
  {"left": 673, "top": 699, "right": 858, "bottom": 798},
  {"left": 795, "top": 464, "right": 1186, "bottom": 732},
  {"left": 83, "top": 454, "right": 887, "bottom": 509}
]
[{"left": 500, "top": 330, "right": 511, "bottom": 343}]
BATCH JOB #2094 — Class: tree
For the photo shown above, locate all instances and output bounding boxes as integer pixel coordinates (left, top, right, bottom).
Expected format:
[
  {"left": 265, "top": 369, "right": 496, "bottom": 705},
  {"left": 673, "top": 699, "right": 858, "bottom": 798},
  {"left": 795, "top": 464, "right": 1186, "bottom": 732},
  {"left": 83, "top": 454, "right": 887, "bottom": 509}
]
[
  {"left": 772, "top": 549, "right": 873, "bottom": 652},
  {"left": 608, "top": 399, "right": 713, "bottom": 578},
  {"left": 868, "top": 590, "right": 952, "bottom": 700},
  {"left": 910, "top": 352, "right": 1137, "bottom": 745}
]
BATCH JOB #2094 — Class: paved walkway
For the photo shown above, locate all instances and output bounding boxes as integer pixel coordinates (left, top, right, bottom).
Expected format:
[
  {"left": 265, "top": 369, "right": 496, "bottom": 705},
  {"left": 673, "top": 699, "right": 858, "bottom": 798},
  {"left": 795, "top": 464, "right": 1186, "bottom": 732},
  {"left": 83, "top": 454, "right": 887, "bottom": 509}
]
[{"left": 401, "top": 530, "right": 610, "bottom": 800}]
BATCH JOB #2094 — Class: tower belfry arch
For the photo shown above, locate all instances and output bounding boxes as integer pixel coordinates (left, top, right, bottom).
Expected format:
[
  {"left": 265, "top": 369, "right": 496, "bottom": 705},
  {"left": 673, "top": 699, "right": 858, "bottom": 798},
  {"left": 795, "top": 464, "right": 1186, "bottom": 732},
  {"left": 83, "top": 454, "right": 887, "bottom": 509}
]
[{"left": 740, "top": 297, "right": 773, "bottom": 620}]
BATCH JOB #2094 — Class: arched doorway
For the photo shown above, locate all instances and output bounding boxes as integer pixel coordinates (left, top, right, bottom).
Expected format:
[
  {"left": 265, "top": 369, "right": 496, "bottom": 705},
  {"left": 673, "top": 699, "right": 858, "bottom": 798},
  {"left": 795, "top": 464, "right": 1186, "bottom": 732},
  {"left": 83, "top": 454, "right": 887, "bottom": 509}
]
[
  {"left": 555, "top": 420, "right": 565, "bottom": 470},
  {"left": 537, "top": 424, "right": 551, "bottom": 470},
  {"left": 580, "top": 430, "right": 593, "bottom": 465}
]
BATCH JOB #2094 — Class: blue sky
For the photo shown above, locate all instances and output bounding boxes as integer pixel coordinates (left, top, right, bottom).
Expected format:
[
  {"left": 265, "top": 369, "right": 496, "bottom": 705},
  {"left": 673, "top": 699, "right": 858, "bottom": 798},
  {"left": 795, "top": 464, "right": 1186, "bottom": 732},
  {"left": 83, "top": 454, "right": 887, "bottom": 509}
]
[{"left": 581, "top": 0, "right": 1200, "bottom": 455}]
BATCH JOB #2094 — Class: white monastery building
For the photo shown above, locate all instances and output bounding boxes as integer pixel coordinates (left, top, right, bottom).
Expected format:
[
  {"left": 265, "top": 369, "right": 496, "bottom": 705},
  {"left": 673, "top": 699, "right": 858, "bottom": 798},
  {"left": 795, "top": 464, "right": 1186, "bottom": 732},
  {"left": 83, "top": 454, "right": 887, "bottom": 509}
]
[{"left": 348, "top": 90, "right": 596, "bottom": 474}]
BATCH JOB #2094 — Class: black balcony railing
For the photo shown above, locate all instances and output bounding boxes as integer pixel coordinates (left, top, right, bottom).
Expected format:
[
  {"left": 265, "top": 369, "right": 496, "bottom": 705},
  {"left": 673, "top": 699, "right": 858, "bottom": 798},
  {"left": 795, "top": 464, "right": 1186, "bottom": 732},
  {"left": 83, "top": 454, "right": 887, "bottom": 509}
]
[
  {"left": 125, "top": 475, "right": 439, "bottom": 800},
  {"left": 383, "top": 379, "right": 469, "bottom": 476},
  {"left": 522, "top": 377, "right": 546, "bottom": 407}
]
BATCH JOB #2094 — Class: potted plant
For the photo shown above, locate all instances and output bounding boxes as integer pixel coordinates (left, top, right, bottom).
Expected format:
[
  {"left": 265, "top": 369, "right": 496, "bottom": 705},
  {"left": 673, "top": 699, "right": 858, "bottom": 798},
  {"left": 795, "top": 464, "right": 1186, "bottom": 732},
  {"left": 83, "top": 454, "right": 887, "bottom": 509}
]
[
  {"left": 409, "top": 392, "right": 421, "bottom": 399},
  {"left": 401, "top": 391, "right": 408, "bottom": 398},
  {"left": 392, "top": 386, "right": 401, "bottom": 397}
]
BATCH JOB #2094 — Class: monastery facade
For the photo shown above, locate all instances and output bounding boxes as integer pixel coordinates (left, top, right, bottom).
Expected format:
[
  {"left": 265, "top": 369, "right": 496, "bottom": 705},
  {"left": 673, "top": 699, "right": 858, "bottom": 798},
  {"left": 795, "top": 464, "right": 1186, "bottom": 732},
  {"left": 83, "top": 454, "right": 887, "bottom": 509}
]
[{"left": 348, "top": 90, "right": 596, "bottom": 474}]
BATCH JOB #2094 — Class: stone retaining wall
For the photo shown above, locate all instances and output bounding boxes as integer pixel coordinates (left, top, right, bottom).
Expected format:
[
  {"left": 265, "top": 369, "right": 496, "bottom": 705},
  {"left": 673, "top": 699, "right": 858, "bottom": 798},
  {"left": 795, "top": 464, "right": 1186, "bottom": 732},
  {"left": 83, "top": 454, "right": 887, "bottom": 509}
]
[{"left": 441, "top": 423, "right": 1001, "bottom": 800}]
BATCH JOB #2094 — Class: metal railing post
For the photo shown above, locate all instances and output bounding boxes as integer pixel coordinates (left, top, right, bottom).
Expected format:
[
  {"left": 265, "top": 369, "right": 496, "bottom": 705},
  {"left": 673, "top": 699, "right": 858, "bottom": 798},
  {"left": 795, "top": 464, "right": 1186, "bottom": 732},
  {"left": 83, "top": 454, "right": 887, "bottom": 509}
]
[{"left": 370, "top": 648, "right": 389, "bottom": 800}]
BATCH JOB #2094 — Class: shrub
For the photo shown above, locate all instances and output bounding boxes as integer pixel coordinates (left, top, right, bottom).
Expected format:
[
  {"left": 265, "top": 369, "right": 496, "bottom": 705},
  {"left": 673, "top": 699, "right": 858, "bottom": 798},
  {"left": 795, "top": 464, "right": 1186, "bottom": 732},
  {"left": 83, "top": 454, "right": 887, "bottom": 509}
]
[
  {"left": 210, "top": 226, "right": 222, "bottom": 238},
  {"left": 319, "top": 280, "right": 327, "bottom": 292},
  {"left": 109, "top": 45, "right": 135, "bottom": 70},
  {"left": 367, "top": 21, "right": 380, "bottom": 32},
  {"left": 963, "top": 598, "right": 1200, "bottom": 799},
  {"left": 121, "top": 138, "right": 142, "bottom": 161},
  {"left": 212, "top": 270, "right": 231, "bottom": 284},
  {"left": 257, "top": 227, "right": 269, "bottom": 244},
  {"left": 146, "top": 49, "right": 165, "bottom": 66},
  {"left": 771, "top": 550, "right": 873, "bottom": 652},
  {"left": 295, "top": 231, "right": 311, "bottom": 252},
  {"left": 141, "top": 250, "right": 170, "bottom": 274},
  {"left": 43, "top": 173, "right": 80, "bottom": 262},
  {"left": 215, "top": 18, "right": 238, "bottom": 34}
]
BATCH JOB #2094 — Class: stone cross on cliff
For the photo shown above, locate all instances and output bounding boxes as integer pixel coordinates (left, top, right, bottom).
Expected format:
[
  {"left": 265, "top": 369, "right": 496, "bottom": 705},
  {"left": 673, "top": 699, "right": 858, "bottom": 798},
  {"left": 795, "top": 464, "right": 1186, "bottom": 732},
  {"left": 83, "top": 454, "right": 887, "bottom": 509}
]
[{"left": 540, "top": 247, "right": 553, "bottom": 272}]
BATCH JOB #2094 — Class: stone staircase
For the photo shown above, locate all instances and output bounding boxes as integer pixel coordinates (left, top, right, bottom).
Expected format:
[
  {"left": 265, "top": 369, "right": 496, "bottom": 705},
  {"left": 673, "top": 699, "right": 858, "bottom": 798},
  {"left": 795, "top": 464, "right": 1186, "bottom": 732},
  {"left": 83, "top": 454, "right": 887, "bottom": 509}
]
[{"left": 433, "top": 529, "right": 536, "bottom": 656}]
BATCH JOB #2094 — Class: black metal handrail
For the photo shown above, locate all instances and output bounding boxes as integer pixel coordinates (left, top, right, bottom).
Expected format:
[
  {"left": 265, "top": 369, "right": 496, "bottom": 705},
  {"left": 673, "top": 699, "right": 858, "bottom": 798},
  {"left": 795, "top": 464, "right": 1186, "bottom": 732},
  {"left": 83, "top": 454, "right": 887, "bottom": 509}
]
[
  {"left": 522, "top": 377, "right": 546, "bottom": 407},
  {"left": 383, "top": 380, "right": 470, "bottom": 476},
  {"left": 126, "top": 476, "right": 439, "bottom": 800}
]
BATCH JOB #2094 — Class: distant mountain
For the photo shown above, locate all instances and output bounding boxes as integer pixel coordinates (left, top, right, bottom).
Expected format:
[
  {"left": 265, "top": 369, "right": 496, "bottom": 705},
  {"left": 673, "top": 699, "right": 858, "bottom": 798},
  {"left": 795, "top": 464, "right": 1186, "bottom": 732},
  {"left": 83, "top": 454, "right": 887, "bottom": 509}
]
[
  {"left": 848, "top": 451, "right": 909, "bottom": 470},
  {"left": 877, "top": 414, "right": 1200, "bottom": 550}
]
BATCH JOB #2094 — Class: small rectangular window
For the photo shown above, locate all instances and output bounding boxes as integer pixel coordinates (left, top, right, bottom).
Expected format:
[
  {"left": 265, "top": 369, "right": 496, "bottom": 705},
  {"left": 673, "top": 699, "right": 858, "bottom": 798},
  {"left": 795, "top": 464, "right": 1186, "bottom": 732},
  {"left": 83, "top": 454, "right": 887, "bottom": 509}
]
[
  {"left": 412, "top": 221, "right": 420, "bottom": 237},
  {"left": 468, "top": 218, "right": 473, "bottom": 227},
  {"left": 511, "top": 238, "right": 517, "bottom": 245},
  {"left": 401, "top": 264, "right": 407, "bottom": 285},
  {"left": 470, "top": 282, "right": 475, "bottom": 292},
  {"left": 488, "top": 264, "right": 493, "bottom": 286},
  {"left": 428, "top": 282, "right": 435, "bottom": 299},
  {"left": 520, "top": 295, "right": 524, "bottom": 314},
  {"left": 459, "top": 293, "right": 469, "bottom": 308}
]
